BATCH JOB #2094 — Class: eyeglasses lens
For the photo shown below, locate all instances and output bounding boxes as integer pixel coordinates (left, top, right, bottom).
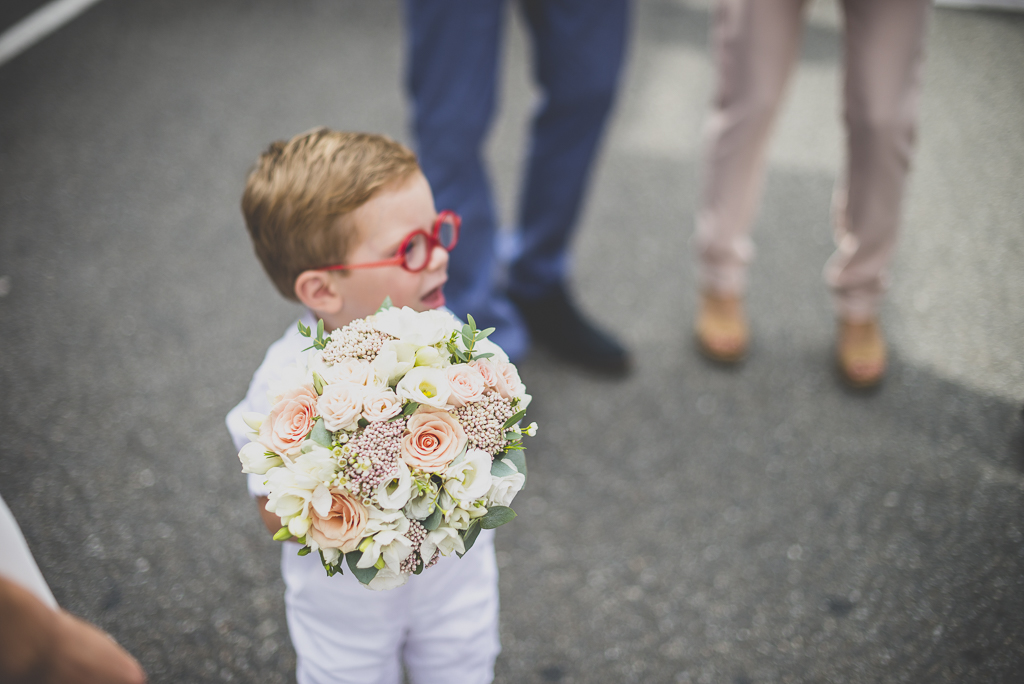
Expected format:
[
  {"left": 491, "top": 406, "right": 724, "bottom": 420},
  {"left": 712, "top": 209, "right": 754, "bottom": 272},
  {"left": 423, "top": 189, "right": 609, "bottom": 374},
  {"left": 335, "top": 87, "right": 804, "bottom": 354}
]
[
  {"left": 402, "top": 233, "right": 429, "bottom": 271},
  {"left": 437, "top": 216, "right": 456, "bottom": 249}
]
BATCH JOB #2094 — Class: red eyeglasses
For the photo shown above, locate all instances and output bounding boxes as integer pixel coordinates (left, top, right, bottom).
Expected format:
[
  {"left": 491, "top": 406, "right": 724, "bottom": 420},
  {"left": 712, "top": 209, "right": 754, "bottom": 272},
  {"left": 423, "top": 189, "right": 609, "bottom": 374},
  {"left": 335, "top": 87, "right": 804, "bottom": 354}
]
[{"left": 320, "top": 211, "right": 461, "bottom": 273}]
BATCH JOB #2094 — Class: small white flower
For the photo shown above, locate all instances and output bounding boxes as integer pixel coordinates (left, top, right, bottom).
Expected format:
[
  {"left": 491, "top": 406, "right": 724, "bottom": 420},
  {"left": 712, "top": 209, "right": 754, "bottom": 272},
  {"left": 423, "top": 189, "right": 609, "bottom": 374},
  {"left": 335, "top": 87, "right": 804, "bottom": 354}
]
[
  {"left": 238, "top": 441, "right": 282, "bottom": 475},
  {"left": 404, "top": 479, "right": 438, "bottom": 520},
  {"left": 421, "top": 524, "right": 465, "bottom": 560},
  {"left": 524, "top": 422, "right": 538, "bottom": 437},
  {"left": 376, "top": 460, "right": 413, "bottom": 510},
  {"left": 396, "top": 367, "right": 451, "bottom": 409},
  {"left": 372, "top": 340, "right": 417, "bottom": 386},
  {"left": 367, "top": 565, "right": 409, "bottom": 591},
  {"left": 443, "top": 449, "right": 493, "bottom": 504}
]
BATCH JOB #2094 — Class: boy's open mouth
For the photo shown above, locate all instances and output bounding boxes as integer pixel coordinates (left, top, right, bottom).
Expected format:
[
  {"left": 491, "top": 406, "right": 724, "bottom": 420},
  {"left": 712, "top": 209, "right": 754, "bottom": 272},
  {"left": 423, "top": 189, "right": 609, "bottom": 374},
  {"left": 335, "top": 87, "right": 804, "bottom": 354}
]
[{"left": 421, "top": 284, "right": 445, "bottom": 309}]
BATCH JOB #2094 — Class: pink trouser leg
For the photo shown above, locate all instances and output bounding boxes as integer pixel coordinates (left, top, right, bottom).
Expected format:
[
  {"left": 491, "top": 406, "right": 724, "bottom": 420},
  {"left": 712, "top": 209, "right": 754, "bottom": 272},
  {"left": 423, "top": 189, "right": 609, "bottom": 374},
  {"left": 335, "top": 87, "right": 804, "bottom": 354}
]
[
  {"left": 827, "top": 0, "right": 930, "bottom": 321},
  {"left": 696, "top": 0, "right": 808, "bottom": 297},
  {"left": 697, "top": 0, "right": 930, "bottom": 319}
]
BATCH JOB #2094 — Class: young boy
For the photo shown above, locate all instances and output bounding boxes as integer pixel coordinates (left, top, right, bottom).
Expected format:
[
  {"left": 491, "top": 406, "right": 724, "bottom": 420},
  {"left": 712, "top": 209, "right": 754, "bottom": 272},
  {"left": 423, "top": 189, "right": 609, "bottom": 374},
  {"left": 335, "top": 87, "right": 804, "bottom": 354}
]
[{"left": 225, "top": 129, "right": 500, "bottom": 684}]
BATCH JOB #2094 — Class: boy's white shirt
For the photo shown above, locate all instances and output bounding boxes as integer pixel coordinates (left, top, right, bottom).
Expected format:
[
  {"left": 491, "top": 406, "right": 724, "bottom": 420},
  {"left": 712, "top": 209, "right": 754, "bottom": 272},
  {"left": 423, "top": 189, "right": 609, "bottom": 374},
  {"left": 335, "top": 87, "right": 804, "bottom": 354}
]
[{"left": 225, "top": 310, "right": 501, "bottom": 684}]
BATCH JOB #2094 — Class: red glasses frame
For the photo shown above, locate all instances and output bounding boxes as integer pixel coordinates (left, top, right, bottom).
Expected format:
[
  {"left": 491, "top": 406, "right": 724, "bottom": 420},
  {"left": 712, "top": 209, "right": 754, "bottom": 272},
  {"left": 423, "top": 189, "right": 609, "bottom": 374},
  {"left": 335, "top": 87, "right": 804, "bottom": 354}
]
[{"left": 320, "top": 211, "right": 461, "bottom": 273}]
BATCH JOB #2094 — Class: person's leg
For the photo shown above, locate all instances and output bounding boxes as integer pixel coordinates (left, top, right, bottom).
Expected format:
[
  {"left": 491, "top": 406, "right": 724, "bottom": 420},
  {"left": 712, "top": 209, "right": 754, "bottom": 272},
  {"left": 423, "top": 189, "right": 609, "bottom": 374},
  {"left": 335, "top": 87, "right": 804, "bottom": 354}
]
[
  {"left": 694, "top": 0, "right": 807, "bottom": 361},
  {"left": 829, "top": 0, "right": 930, "bottom": 385},
  {"left": 402, "top": 532, "right": 501, "bottom": 684},
  {"left": 282, "top": 551, "right": 407, "bottom": 684},
  {"left": 507, "top": 0, "right": 632, "bottom": 374},
  {"left": 403, "top": 0, "right": 528, "bottom": 359}
]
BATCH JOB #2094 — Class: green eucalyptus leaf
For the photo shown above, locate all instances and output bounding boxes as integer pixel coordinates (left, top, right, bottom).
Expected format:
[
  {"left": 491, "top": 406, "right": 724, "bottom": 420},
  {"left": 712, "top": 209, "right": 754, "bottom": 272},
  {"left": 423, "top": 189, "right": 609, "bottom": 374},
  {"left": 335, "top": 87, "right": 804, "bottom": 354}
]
[
  {"left": 490, "top": 458, "right": 516, "bottom": 477},
  {"left": 470, "top": 352, "right": 494, "bottom": 360},
  {"left": 480, "top": 506, "right": 516, "bottom": 529},
  {"left": 309, "top": 418, "right": 332, "bottom": 448},
  {"left": 503, "top": 409, "right": 527, "bottom": 430},
  {"left": 505, "top": 430, "right": 521, "bottom": 441},
  {"left": 345, "top": 550, "right": 379, "bottom": 585},
  {"left": 298, "top": 321, "right": 312, "bottom": 337},
  {"left": 476, "top": 327, "right": 495, "bottom": 340},
  {"left": 505, "top": 451, "right": 527, "bottom": 479},
  {"left": 466, "top": 314, "right": 477, "bottom": 329},
  {"left": 422, "top": 507, "right": 443, "bottom": 531},
  {"left": 376, "top": 296, "right": 394, "bottom": 312},
  {"left": 458, "top": 521, "right": 481, "bottom": 558},
  {"left": 401, "top": 401, "right": 420, "bottom": 417}
]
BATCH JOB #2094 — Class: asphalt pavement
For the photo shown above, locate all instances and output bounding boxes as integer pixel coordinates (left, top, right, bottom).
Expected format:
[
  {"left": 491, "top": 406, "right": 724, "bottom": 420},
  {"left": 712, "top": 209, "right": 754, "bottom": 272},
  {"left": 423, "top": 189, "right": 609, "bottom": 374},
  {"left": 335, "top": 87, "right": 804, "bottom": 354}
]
[{"left": 1, "top": 1, "right": 1022, "bottom": 682}]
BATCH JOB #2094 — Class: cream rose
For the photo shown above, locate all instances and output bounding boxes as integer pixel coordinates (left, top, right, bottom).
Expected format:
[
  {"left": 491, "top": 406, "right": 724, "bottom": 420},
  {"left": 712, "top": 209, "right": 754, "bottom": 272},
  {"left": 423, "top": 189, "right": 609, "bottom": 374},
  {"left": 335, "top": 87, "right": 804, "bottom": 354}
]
[
  {"left": 320, "top": 358, "right": 378, "bottom": 387},
  {"left": 401, "top": 407, "right": 467, "bottom": 472},
  {"left": 307, "top": 489, "right": 368, "bottom": 552},
  {"left": 492, "top": 361, "right": 524, "bottom": 400},
  {"left": 362, "top": 388, "right": 404, "bottom": 422},
  {"left": 445, "top": 365, "right": 485, "bottom": 408},
  {"left": 258, "top": 384, "right": 318, "bottom": 455},
  {"left": 317, "top": 383, "right": 364, "bottom": 432}
]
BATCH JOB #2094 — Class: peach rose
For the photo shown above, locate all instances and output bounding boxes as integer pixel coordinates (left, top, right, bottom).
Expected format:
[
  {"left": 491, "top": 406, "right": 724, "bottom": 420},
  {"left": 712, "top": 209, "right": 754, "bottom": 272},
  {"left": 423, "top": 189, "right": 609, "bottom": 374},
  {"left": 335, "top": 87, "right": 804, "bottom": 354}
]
[
  {"left": 307, "top": 490, "right": 368, "bottom": 552},
  {"left": 492, "top": 361, "right": 523, "bottom": 400},
  {"left": 445, "top": 365, "right": 485, "bottom": 408},
  {"left": 401, "top": 407, "right": 467, "bottom": 473},
  {"left": 469, "top": 358, "right": 499, "bottom": 388},
  {"left": 259, "top": 384, "right": 318, "bottom": 455}
]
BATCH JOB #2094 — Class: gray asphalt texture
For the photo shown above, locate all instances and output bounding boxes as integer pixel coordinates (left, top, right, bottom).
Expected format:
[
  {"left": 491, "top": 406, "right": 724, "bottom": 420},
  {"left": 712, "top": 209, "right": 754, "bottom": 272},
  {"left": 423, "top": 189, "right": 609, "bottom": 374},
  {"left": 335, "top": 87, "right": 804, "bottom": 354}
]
[{"left": 1, "top": 1, "right": 1023, "bottom": 683}]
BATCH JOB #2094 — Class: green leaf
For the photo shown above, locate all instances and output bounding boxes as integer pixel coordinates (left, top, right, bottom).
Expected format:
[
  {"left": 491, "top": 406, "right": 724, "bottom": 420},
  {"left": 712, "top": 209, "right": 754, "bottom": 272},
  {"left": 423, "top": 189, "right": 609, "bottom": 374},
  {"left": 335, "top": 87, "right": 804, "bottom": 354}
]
[
  {"left": 273, "top": 526, "right": 292, "bottom": 541},
  {"left": 505, "top": 451, "right": 527, "bottom": 479},
  {"left": 422, "top": 507, "right": 443, "bottom": 531},
  {"left": 503, "top": 409, "right": 527, "bottom": 430},
  {"left": 312, "top": 371, "right": 324, "bottom": 396},
  {"left": 412, "top": 559, "right": 425, "bottom": 575},
  {"left": 298, "top": 321, "right": 312, "bottom": 337},
  {"left": 480, "top": 506, "right": 517, "bottom": 529},
  {"left": 461, "top": 331, "right": 473, "bottom": 349},
  {"left": 490, "top": 458, "right": 516, "bottom": 477},
  {"left": 376, "top": 296, "right": 393, "bottom": 312},
  {"left": 466, "top": 314, "right": 477, "bottom": 330},
  {"left": 297, "top": 546, "right": 311, "bottom": 556},
  {"left": 401, "top": 401, "right": 420, "bottom": 417},
  {"left": 505, "top": 430, "right": 521, "bottom": 441},
  {"left": 345, "top": 550, "right": 379, "bottom": 585},
  {"left": 309, "top": 418, "right": 332, "bottom": 448},
  {"left": 476, "top": 327, "right": 495, "bottom": 340},
  {"left": 457, "top": 522, "right": 481, "bottom": 558},
  {"left": 357, "top": 417, "right": 369, "bottom": 428},
  {"left": 470, "top": 352, "right": 494, "bottom": 361}
]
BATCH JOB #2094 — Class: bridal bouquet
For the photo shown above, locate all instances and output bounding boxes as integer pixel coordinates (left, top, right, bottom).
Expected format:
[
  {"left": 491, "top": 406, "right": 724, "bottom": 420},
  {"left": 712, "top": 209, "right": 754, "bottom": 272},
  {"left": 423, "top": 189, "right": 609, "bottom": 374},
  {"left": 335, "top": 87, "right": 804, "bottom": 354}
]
[{"left": 237, "top": 301, "right": 534, "bottom": 590}]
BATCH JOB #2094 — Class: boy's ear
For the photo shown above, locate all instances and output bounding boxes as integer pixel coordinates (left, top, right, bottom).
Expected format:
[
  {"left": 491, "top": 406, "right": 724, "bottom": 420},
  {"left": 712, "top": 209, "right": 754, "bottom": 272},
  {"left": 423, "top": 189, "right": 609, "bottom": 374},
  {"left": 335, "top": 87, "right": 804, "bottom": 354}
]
[{"left": 294, "top": 270, "right": 344, "bottom": 315}]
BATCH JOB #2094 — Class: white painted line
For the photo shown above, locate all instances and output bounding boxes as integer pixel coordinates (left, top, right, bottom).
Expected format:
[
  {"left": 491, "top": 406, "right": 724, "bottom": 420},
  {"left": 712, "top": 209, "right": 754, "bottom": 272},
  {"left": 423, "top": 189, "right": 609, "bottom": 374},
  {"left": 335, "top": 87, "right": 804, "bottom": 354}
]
[{"left": 0, "top": 0, "right": 105, "bottom": 68}]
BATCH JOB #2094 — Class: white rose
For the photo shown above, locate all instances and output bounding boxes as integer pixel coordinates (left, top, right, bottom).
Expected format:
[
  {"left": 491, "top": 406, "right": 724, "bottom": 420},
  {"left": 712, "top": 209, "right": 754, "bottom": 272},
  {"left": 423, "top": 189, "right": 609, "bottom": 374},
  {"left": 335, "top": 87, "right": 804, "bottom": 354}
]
[
  {"left": 372, "top": 340, "right": 417, "bottom": 386},
  {"left": 361, "top": 388, "right": 404, "bottom": 422},
  {"left": 376, "top": 461, "right": 414, "bottom": 510},
  {"left": 371, "top": 306, "right": 455, "bottom": 347},
  {"left": 317, "top": 383, "right": 364, "bottom": 432},
  {"left": 238, "top": 441, "right": 282, "bottom": 475},
  {"left": 396, "top": 367, "right": 451, "bottom": 409},
  {"left": 443, "top": 449, "right": 493, "bottom": 504},
  {"left": 487, "top": 466, "right": 526, "bottom": 508}
]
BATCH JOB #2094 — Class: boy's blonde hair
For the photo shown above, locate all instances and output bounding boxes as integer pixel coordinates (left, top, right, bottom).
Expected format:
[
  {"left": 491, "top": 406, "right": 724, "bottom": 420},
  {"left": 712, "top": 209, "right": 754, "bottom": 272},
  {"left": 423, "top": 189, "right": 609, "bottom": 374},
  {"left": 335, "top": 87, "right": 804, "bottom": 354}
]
[{"left": 241, "top": 128, "right": 420, "bottom": 300}]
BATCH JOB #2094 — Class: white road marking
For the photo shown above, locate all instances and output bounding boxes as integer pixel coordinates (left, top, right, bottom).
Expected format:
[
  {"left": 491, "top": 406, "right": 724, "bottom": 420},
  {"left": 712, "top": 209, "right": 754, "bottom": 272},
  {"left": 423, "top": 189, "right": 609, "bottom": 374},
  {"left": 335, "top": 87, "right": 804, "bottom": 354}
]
[{"left": 0, "top": 0, "right": 105, "bottom": 67}]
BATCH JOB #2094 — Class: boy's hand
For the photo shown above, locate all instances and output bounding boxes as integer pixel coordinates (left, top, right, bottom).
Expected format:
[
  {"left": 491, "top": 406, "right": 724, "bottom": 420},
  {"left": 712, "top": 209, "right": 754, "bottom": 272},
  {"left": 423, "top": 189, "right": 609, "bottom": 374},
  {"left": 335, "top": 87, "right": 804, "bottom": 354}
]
[
  {"left": 0, "top": 577, "right": 147, "bottom": 684},
  {"left": 256, "top": 496, "right": 292, "bottom": 539}
]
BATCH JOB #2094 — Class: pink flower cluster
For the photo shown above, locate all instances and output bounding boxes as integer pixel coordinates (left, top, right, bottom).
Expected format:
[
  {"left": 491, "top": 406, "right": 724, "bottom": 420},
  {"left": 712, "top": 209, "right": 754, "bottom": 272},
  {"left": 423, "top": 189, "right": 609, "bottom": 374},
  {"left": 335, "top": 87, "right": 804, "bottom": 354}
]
[
  {"left": 344, "top": 419, "right": 405, "bottom": 502},
  {"left": 321, "top": 318, "right": 390, "bottom": 364}
]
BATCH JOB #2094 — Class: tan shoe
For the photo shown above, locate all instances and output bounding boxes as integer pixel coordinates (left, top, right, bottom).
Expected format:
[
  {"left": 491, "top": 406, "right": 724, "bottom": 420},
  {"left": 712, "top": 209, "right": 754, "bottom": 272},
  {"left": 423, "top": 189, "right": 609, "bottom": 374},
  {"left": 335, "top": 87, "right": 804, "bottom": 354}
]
[
  {"left": 696, "top": 291, "right": 748, "bottom": 363},
  {"left": 837, "top": 318, "right": 887, "bottom": 388}
]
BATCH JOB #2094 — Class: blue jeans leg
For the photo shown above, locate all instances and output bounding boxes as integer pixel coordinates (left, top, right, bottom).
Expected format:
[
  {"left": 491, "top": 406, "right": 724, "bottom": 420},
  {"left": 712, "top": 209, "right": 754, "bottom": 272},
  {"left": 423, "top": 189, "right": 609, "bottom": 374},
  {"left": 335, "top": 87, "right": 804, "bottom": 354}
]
[
  {"left": 403, "top": 0, "right": 529, "bottom": 359},
  {"left": 508, "top": 0, "right": 630, "bottom": 300}
]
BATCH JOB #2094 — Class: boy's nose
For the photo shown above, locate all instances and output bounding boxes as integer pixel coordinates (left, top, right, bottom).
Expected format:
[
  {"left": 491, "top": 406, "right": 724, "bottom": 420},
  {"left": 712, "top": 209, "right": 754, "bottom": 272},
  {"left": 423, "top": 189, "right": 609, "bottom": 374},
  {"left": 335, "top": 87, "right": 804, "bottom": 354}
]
[{"left": 427, "top": 243, "right": 449, "bottom": 272}]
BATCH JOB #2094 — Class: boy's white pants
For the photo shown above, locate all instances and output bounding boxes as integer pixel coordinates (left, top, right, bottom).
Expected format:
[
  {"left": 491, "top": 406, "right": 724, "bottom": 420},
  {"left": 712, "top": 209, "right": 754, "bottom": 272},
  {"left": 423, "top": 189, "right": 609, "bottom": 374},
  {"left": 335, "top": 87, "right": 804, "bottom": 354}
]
[{"left": 283, "top": 529, "right": 500, "bottom": 684}]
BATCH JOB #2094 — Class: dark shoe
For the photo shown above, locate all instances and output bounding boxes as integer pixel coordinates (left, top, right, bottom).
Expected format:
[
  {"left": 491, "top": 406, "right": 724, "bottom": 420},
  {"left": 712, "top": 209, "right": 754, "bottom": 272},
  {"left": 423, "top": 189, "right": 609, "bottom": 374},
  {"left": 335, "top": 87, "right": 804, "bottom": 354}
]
[{"left": 509, "top": 285, "right": 631, "bottom": 375}]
